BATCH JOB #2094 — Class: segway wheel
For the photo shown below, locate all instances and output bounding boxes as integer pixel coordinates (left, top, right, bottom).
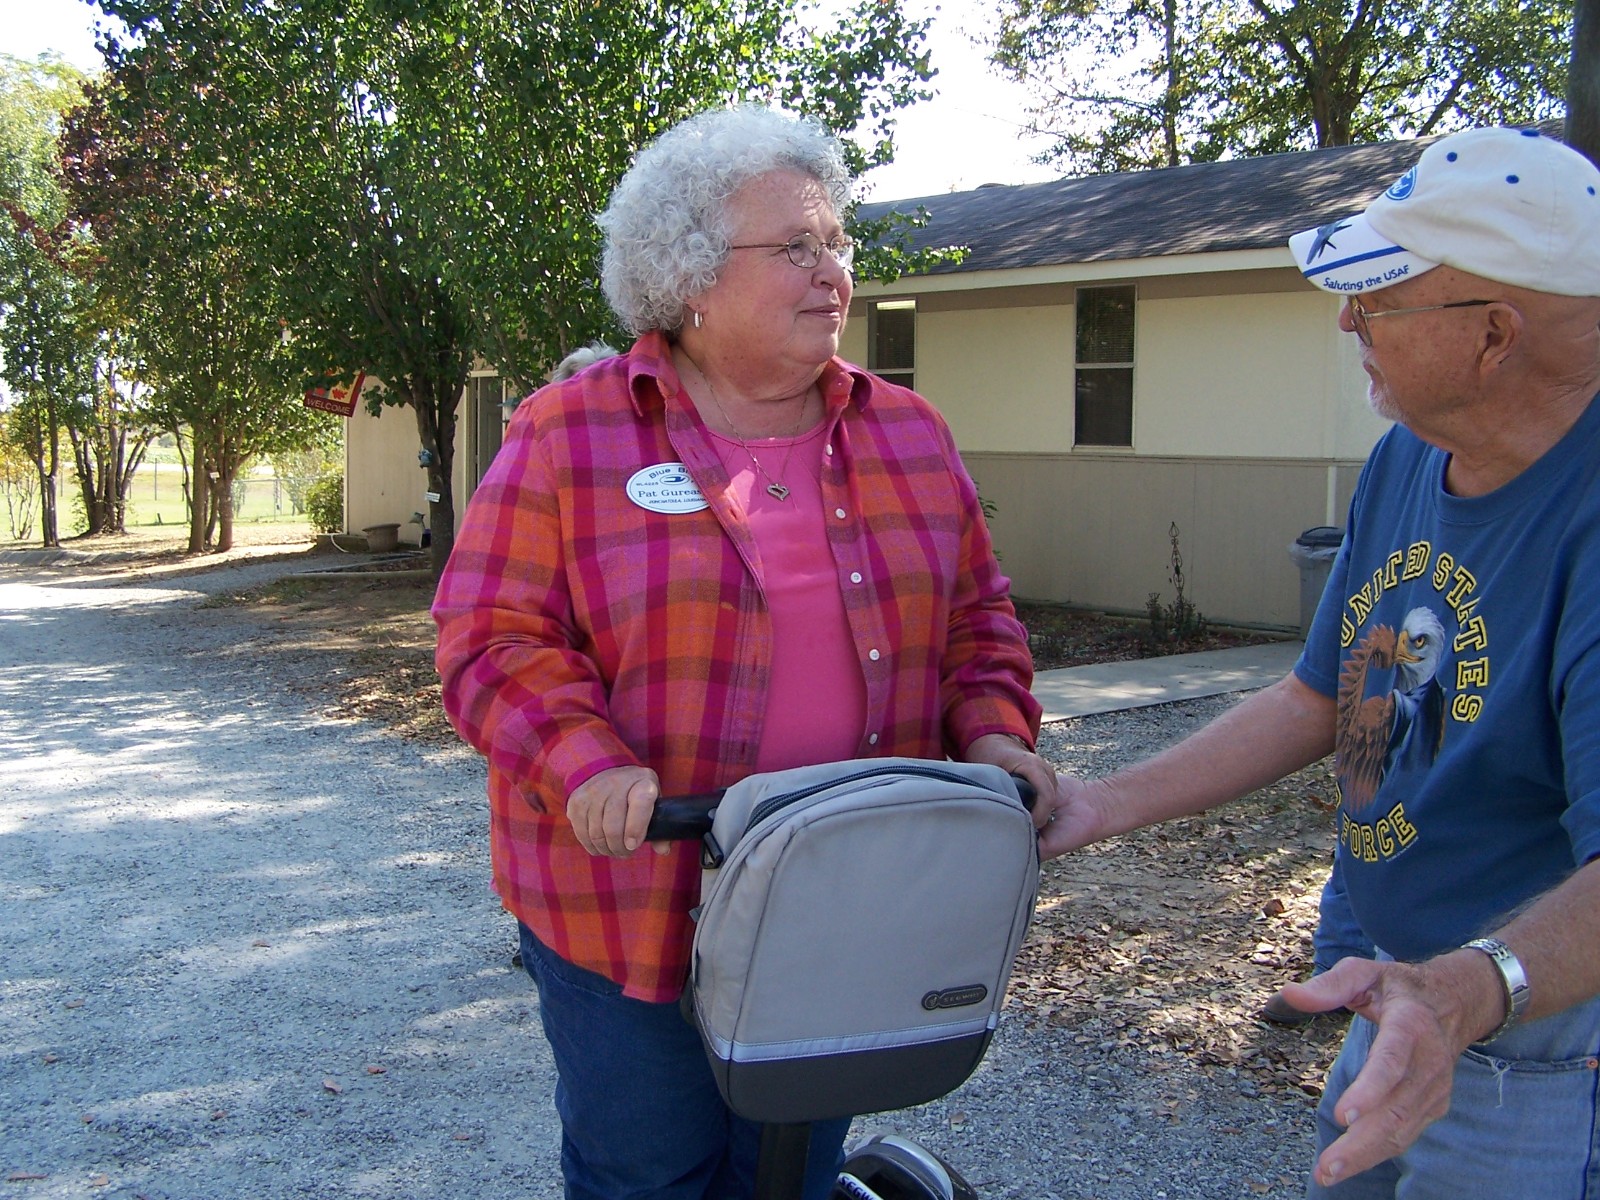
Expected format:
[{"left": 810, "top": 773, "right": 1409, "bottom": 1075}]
[{"left": 830, "top": 1133, "right": 978, "bottom": 1200}]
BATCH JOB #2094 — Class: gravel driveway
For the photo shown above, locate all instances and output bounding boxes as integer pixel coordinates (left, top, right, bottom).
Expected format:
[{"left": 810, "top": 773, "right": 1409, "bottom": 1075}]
[{"left": 1, "top": 550, "right": 1318, "bottom": 1199}]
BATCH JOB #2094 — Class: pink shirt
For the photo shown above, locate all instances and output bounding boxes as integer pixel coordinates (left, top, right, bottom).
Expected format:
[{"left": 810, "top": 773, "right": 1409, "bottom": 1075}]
[{"left": 709, "top": 423, "right": 869, "bottom": 771}]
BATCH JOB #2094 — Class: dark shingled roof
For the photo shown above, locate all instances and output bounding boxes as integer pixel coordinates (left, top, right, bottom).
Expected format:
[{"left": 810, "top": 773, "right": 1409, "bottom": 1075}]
[{"left": 855, "top": 136, "right": 1439, "bottom": 276}]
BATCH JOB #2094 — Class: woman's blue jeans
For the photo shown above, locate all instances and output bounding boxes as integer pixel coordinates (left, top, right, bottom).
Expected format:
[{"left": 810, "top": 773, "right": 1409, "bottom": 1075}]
[{"left": 519, "top": 923, "right": 850, "bottom": 1200}]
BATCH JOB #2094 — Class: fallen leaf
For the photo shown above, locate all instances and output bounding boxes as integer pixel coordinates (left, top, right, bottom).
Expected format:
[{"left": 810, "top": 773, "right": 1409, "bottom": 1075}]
[
  {"left": 64, "top": 999, "right": 86, "bottom": 1010},
  {"left": 364, "top": 1065, "right": 387, "bottom": 1075},
  {"left": 252, "top": 939, "right": 271, "bottom": 948},
  {"left": 1261, "top": 897, "right": 1286, "bottom": 917},
  {"left": 211, "top": 1110, "right": 227, "bottom": 1121},
  {"left": 451, "top": 1132, "right": 472, "bottom": 1142},
  {"left": 322, "top": 1078, "right": 343, "bottom": 1095},
  {"left": 41, "top": 1053, "right": 59, "bottom": 1065},
  {"left": 7, "top": 1172, "right": 48, "bottom": 1182},
  {"left": 89, "top": 1175, "right": 110, "bottom": 1187}
]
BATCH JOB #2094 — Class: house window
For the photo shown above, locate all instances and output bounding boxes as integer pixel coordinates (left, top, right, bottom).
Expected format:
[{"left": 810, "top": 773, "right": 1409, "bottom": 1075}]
[
  {"left": 868, "top": 299, "right": 916, "bottom": 389},
  {"left": 1074, "top": 285, "right": 1134, "bottom": 447}
]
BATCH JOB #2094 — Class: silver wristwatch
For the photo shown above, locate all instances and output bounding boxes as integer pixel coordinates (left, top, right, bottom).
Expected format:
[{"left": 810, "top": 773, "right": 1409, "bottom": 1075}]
[{"left": 1464, "top": 937, "right": 1530, "bottom": 1041}]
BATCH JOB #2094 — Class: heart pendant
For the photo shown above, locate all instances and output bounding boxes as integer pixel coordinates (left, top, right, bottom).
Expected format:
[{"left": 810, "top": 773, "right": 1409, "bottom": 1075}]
[{"left": 765, "top": 482, "right": 791, "bottom": 501}]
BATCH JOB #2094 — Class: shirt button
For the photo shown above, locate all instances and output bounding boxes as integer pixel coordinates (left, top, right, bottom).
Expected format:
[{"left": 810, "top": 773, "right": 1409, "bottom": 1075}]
[
  {"left": 834, "top": 508, "right": 847, "bottom": 519},
  {"left": 868, "top": 733, "right": 879, "bottom": 745},
  {"left": 825, "top": 444, "right": 833, "bottom": 455},
  {"left": 850, "top": 572, "right": 863, "bottom": 584},
  {"left": 868, "top": 649, "right": 881, "bottom": 661}
]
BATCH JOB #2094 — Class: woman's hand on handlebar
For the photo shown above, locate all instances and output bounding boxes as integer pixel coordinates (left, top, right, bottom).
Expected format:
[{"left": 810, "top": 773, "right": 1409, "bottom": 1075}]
[
  {"left": 566, "top": 766, "right": 667, "bottom": 857},
  {"left": 963, "top": 733, "right": 1057, "bottom": 818}
]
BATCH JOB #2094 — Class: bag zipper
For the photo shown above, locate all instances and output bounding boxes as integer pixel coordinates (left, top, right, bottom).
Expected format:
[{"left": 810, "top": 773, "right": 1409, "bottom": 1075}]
[{"left": 746, "top": 763, "right": 1006, "bottom": 828}]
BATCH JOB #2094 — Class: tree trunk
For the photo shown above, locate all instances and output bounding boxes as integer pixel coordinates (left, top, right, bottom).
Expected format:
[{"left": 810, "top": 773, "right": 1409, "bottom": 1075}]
[
  {"left": 1570, "top": 0, "right": 1600, "bottom": 166},
  {"left": 114, "top": 436, "right": 148, "bottom": 536},
  {"left": 37, "top": 402, "right": 60, "bottom": 548},
  {"left": 37, "top": 462, "right": 59, "bottom": 548},
  {"left": 1162, "top": 0, "right": 1180, "bottom": 166},
  {"left": 69, "top": 430, "right": 106, "bottom": 536},
  {"left": 213, "top": 465, "right": 235, "bottom": 552},
  {"left": 101, "top": 426, "right": 126, "bottom": 535},
  {"left": 411, "top": 376, "right": 461, "bottom": 578},
  {"left": 187, "top": 439, "right": 210, "bottom": 554}
]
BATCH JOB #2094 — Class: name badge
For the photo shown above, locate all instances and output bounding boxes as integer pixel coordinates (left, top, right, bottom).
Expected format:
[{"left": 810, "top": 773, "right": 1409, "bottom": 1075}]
[{"left": 626, "top": 463, "right": 709, "bottom": 514}]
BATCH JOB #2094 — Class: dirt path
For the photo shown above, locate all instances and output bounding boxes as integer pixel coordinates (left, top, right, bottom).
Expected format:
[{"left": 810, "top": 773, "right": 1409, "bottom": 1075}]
[
  {"left": 2, "top": 534, "right": 1344, "bottom": 1198},
  {"left": 0, "top": 548, "right": 563, "bottom": 1198}
]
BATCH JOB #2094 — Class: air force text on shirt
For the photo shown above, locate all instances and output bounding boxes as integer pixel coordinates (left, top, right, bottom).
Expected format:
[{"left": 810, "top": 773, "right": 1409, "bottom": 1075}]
[{"left": 1341, "top": 800, "right": 1419, "bottom": 864}]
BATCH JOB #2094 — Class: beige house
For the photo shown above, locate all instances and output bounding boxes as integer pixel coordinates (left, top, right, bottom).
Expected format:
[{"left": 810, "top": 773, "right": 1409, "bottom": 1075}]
[{"left": 345, "top": 134, "right": 1435, "bottom": 628}]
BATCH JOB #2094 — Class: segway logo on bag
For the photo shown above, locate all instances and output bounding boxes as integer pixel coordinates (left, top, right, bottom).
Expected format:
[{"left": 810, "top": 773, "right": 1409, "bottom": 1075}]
[
  {"left": 626, "top": 463, "right": 709, "bottom": 514},
  {"left": 921, "top": 984, "right": 989, "bottom": 1011}
]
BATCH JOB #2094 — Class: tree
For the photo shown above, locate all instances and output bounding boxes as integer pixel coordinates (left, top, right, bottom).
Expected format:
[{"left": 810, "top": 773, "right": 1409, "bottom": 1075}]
[
  {"left": 441, "top": 0, "right": 950, "bottom": 393},
  {"left": 67, "top": 348, "right": 156, "bottom": 536},
  {"left": 91, "top": 0, "right": 941, "bottom": 572},
  {"left": 0, "top": 406, "right": 40, "bottom": 540},
  {"left": 0, "top": 54, "right": 94, "bottom": 547},
  {"left": 0, "top": 227, "right": 93, "bottom": 546},
  {"left": 991, "top": 0, "right": 1572, "bottom": 172},
  {"left": 4, "top": 54, "right": 164, "bottom": 542},
  {"left": 1571, "top": 0, "right": 1600, "bottom": 163},
  {"left": 60, "top": 59, "right": 326, "bottom": 553},
  {"left": 270, "top": 425, "right": 343, "bottom": 517}
]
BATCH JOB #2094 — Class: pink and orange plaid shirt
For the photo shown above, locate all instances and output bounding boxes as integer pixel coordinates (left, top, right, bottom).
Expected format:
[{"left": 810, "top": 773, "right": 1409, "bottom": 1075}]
[{"left": 434, "top": 332, "right": 1039, "bottom": 1001}]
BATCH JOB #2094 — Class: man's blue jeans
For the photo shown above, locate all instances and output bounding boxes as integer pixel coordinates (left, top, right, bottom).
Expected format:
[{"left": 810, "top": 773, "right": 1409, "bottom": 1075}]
[
  {"left": 519, "top": 923, "right": 850, "bottom": 1200},
  {"left": 1307, "top": 977, "right": 1600, "bottom": 1198},
  {"left": 1310, "top": 855, "right": 1376, "bottom": 975}
]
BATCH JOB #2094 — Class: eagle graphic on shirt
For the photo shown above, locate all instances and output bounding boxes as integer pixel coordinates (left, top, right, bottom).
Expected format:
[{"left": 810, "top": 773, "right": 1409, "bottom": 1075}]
[{"left": 1335, "top": 605, "right": 1448, "bottom": 816}]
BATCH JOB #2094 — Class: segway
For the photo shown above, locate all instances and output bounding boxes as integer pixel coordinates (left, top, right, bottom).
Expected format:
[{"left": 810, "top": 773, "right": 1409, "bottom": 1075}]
[{"left": 647, "top": 758, "right": 1040, "bottom": 1200}]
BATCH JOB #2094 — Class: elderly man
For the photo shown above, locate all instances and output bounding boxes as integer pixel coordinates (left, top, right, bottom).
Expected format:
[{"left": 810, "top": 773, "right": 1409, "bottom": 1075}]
[{"left": 1036, "top": 126, "right": 1600, "bottom": 1198}]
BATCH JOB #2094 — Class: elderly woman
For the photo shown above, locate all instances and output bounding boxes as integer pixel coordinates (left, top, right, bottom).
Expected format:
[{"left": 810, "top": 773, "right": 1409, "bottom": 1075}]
[{"left": 434, "top": 106, "right": 1050, "bottom": 1200}]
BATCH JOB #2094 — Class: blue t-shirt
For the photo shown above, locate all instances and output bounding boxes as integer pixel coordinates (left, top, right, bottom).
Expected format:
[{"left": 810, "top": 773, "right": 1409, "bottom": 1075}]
[{"left": 1295, "top": 394, "right": 1600, "bottom": 962}]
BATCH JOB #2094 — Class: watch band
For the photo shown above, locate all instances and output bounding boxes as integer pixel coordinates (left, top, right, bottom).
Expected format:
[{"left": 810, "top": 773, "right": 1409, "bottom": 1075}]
[{"left": 1464, "top": 937, "right": 1530, "bottom": 1041}]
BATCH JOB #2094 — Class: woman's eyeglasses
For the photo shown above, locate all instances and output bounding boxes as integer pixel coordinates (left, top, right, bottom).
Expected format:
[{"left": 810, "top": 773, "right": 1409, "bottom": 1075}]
[{"left": 731, "top": 231, "right": 855, "bottom": 271}]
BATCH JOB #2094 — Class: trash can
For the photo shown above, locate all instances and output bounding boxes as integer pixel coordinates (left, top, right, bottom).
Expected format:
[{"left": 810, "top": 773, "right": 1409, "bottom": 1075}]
[{"left": 1288, "top": 526, "right": 1344, "bottom": 638}]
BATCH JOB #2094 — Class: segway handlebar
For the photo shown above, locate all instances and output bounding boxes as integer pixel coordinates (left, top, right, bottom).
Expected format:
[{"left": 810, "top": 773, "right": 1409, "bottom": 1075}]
[{"left": 645, "top": 774, "right": 1037, "bottom": 842}]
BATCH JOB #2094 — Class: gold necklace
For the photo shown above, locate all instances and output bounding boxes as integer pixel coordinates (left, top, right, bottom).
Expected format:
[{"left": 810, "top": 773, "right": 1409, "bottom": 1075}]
[{"left": 693, "top": 364, "right": 810, "bottom": 502}]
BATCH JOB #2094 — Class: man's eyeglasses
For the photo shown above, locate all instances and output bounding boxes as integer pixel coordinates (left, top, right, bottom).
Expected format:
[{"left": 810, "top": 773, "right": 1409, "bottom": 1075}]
[
  {"left": 1347, "top": 295, "right": 1495, "bottom": 347},
  {"left": 730, "top": 231, "right": 855, "bottom": 271}
]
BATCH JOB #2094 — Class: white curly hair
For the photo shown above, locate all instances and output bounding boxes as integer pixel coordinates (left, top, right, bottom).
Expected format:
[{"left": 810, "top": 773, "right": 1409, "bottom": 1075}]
[
  {"left": 546, "top": 341, "right": 618, "bottom": 383},
  {"left": 598, "top": 106, "right": 854, "bottom": 336}
]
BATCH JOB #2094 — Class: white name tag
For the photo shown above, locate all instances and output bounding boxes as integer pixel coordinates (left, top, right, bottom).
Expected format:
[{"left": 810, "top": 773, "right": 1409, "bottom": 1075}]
[{"left": 626, "top": 463, "right": 709, "bottom": 514}]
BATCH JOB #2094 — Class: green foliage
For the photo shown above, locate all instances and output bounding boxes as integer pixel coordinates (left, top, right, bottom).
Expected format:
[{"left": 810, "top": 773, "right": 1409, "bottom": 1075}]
[
  {"left": 84, "top": 0, "right": 942, "bottom": 569},
  {"left": 271, "top": 432, "right": 343, "bottom": 516},
  {"left": 60, "top": 46, "right": 337, "bottom": 552},
  {"left": 991, "top": 0, "right": 1572, "bottom": 173},
  {"left": 0, "top": 53, "right": 85, "bottom": 222},
  {"left": 304, "top": 473, "right": 344, "bottom": 534},
  {"left": 1144, "top": 521, "right": 1206, "bottom": 645},
  {"left": 0, "top": 54, "right": 96, "bottom": 547},
  {"left": 0, "top": 407, "right": 40, "bottom": 540}
]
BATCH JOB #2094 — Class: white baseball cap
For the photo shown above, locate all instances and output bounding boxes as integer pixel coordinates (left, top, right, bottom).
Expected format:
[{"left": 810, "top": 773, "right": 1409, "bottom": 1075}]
[{"left": 1289, "top": 127, "right": 1600, "bottom": 296}]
